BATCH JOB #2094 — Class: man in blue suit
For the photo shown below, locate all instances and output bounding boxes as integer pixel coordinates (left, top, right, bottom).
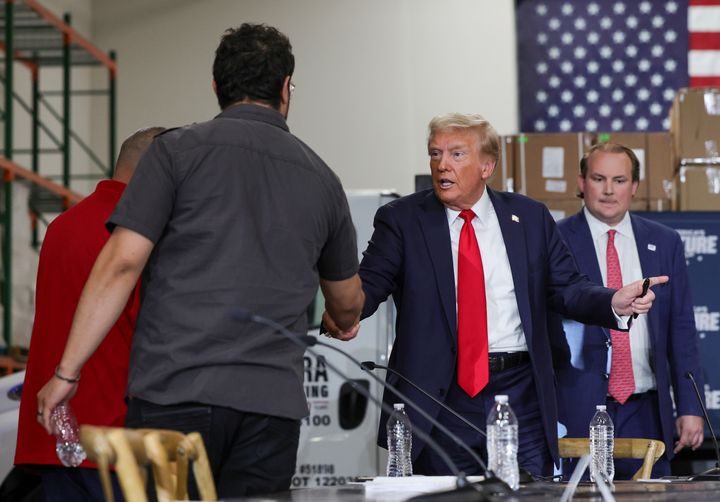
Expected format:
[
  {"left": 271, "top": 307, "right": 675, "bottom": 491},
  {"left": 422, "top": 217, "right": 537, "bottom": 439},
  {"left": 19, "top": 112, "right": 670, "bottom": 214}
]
[
  {"left": 554, "top": 142, "right": 704, "bottom": 478},
  {"left": 324, "top": 114, "right": 666, "bottom": 477}
]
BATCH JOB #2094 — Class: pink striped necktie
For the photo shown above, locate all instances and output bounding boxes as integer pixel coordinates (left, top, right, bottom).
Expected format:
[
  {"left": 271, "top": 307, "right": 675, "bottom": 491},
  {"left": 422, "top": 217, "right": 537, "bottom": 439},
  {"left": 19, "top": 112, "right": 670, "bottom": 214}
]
[
  {"left": 457, "top": 210, "right": 489, "bottom": 397},
  {"left": 606, "top": 229, "right": 635, "bottom": 404}
]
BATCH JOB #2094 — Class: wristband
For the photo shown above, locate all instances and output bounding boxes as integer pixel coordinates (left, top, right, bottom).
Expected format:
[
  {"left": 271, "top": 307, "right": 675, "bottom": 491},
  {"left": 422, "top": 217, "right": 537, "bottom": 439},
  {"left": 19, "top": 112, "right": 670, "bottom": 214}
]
[{"left": 54, "top": 366, "right": 81, "bottom": 383}]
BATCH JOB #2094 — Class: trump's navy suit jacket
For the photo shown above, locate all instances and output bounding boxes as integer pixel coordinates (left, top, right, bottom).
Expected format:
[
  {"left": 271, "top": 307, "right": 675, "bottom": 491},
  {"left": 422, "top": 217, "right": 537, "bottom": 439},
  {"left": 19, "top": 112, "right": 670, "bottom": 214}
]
[
  {"left": 554, "top": 210, "right": 704, "bottom": 458},
  {"left": 359, "top": 188, "right": 617, "bottom": 463}
]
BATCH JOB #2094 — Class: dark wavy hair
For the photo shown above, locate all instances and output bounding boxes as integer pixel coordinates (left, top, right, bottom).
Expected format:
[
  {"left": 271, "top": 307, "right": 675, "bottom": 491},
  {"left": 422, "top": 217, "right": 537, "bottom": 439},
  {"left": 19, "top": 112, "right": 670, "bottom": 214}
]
[{"left": 212, "top": 24, "right": 295, "bottom": 109}]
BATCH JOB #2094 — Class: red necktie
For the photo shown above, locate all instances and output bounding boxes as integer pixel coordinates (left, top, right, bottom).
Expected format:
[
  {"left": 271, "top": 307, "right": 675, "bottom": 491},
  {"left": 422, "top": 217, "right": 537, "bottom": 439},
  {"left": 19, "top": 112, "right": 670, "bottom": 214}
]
[
  {"left": 457, "top": 210, "right": 489, "bottom": 397},
  {"left": 606, "top": 229, "right": 635, "bottom": 404}
]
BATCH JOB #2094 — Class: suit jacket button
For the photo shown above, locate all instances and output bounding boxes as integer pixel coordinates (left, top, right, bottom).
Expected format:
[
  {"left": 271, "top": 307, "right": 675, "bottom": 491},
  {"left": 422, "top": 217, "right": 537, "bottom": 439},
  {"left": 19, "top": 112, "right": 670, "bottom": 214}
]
[
  {"left": 603, "top": 373, "right": 610, "bottom": 380},
  {"left": 606, "top": 340, "right": 612, "bottom": 348}
]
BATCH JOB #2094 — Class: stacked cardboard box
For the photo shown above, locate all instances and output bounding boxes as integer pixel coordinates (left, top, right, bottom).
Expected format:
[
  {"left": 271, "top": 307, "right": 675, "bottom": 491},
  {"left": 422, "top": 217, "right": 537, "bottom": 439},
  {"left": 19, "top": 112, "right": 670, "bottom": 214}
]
[
  {"left": 675, "top": 166, "right": 720, "bottom": 211},
  {"left": 513, "top": 133, "right": 589, "bottom": 199},
  {"left": 670, "top": 88, "right": 720, "bottom": 160},
  {"left": 670, "top": 88, "right": 720, "bottom": 210},
  {"left": 510, "top": 133, "right": 591, "bottom": 219},
  {"left": 486, "top": 135, "right": 516, "bottom": 193}
]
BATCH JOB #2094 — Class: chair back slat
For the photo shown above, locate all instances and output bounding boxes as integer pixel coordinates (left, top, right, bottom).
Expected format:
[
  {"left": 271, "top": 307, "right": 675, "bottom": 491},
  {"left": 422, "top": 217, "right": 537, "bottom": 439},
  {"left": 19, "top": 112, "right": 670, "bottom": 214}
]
[
  {"left": 558, "top": 437, "right": 666, "bottom": 480},
  {"left": 80, "top": 425, "right": 217, "bottom": 501}
]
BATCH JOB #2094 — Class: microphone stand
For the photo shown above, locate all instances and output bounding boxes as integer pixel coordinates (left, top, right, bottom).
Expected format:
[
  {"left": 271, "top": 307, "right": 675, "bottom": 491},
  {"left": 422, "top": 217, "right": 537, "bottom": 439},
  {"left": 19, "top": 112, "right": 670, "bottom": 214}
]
[
  {"left": 685, "top": 372, "right": 720, "bottom": 480},
  {"left": 310, "top": 339, "right": 514, "bottom": 498},
  {"left": 314, "top": 341, "right": 490, "bottom": 476},
  {"left": 232, "top": 310, "right": 499, "bottom": 499},
  {"left": 360, "top": 361, "right": 486, "bottom": 438}
]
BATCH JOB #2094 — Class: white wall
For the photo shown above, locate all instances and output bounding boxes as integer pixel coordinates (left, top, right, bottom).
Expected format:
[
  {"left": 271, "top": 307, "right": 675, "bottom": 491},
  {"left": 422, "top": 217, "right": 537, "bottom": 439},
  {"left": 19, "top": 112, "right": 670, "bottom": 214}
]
[{"left": 90, "top": 0, "right": 518, "bottom": 196}]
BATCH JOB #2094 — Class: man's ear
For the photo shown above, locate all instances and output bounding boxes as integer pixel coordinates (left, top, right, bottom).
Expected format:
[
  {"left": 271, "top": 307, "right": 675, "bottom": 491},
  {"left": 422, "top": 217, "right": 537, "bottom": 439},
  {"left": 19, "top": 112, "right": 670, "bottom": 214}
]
[
  {"left": 481, "top": 160, "right": 497, "bottom": 181},
  {"left": 577, "top": 173, "right": 586, "bottom": 196},
  {"left": 280, "top": 75, "right": 291, "bottom": 106},
  {"left": 212, "top": 79, "right": 218, "bottom": 96}
]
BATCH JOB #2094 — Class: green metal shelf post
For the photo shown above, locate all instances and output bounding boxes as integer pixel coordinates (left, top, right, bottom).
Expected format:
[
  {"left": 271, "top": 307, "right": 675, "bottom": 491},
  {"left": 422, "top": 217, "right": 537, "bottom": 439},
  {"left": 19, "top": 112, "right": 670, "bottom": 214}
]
[
  {"left": 62, "top": 12, "right": 71, "bottom": 188},
  {"left": 32, "top": 52, "right": 40, "bottom": 248},
  {"left": 109, "top": 50, "right": 117, "bottom": 177},
  {"left": 3, "top": 0, "right": 15, "bottom": 350}
]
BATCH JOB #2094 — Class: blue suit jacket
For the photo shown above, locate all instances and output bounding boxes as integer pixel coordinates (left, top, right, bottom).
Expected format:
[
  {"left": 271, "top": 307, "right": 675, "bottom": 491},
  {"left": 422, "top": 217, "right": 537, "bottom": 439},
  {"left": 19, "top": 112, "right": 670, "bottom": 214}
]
[
  {"left": 554, "top": 210, "right": 704, "bottom": 458},
  {"left": 359, "top": 188, "right": 618, "bottom": 463}
]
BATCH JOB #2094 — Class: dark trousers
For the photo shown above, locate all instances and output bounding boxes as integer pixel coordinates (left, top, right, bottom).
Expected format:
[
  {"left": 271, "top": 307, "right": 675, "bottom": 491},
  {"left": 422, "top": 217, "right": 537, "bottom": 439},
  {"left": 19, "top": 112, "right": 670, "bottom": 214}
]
[
  {"left": 125, "top": 398, "right": 301, "bottom": 499},
  {"left": 607, "top": 391, "right": 670, "bottom": 479},
  {"left": 40, "top": 466, "right": 124, "bottom": 502},
  {"left": 561, "top": 391, "right": 670, "bottom": 480},
  {"left": 414, "top": 361, "right": 553, "bottom": 477}
]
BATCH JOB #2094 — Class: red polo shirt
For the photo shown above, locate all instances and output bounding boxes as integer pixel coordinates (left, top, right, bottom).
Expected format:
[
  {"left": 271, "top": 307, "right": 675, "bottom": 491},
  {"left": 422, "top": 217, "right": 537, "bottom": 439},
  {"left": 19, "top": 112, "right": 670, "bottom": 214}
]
[{"left": 15, "top": 180, "right": 139, "bottom": 466}]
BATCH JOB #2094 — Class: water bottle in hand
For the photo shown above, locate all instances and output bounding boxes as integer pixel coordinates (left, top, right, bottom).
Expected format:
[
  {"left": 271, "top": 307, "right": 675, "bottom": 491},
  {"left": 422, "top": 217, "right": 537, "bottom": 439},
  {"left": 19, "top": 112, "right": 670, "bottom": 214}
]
[
  {"left": 487, "top": 394, "right": 519, "bottom": 490},
  {"left": 51, "top": 403, "right": 87, "bottom": 467},
  {"left": 386, "top": 403, "right": 413, "bottom": 477},
  {"left": 589, "top": 404, "right": 614, "bottom": 483}
]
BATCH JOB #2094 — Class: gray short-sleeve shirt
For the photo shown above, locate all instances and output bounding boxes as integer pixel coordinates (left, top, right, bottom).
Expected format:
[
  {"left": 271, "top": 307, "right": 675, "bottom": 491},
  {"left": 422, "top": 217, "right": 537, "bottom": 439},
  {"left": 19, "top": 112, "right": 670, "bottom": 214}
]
[{"left": 109, "top": 104, "right": 358, "bottom": 419}]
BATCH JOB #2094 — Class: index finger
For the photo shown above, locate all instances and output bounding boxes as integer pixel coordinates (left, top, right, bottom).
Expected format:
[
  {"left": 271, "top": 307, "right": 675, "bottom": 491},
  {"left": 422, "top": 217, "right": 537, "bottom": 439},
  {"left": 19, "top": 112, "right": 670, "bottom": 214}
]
[{"left": 648, "top": 275, "right": 669, "bottom": 287}]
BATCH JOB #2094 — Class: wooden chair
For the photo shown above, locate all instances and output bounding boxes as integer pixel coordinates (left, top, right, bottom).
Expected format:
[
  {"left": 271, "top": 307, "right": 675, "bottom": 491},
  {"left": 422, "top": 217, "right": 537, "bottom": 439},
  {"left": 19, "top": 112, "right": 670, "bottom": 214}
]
[
  {"left": 80, "top": 426, "right": 217, "bottom": 502},
  {"left": 559, "top": 437, "right": 666, "bottom": 480},
  {"left": 80, "top": 426, "right": 147, "bottom": 502}
]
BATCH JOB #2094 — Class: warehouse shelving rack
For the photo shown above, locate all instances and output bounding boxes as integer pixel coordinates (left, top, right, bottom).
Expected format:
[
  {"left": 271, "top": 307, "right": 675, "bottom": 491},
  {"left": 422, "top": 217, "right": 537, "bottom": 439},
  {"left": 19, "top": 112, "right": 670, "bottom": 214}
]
[{"left": 0, "top": 0, "right": 116, "bottom": 351}]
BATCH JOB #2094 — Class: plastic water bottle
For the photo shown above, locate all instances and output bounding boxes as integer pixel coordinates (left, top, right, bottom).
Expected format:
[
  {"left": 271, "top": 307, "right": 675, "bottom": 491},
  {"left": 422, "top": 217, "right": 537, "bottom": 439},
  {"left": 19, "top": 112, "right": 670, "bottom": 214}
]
[
  {"left": 589, "top": 404, "right": 614, "bottom": 483},
  {"left": 386, "top": 403, "right": 413, "bottom": 476},
  {"left": 51, "top": 403, "right": 87, "bottom": 467},
  {"left": 486, "top": 395, "right": 519, "bottom": 490}
]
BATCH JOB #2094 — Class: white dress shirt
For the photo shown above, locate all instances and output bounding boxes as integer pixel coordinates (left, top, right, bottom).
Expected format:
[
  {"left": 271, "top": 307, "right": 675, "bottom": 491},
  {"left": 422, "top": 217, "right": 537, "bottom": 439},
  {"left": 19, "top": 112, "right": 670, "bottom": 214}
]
[
  {"left": 583, "top": 207, "right": 656, "bottom": 394},
  {"left": 446, "top": 190, "right": 528, "bottom": 352}
]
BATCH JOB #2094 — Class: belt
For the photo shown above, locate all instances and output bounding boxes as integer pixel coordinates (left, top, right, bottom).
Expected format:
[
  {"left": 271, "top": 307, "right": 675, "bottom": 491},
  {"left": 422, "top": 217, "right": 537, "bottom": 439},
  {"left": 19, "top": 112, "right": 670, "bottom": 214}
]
[
  {"left": 488, "top": 352, "right": 530, "bottom": 373},
  {"left": 606, "top": 390, "right": 657, "bottom": 403}
]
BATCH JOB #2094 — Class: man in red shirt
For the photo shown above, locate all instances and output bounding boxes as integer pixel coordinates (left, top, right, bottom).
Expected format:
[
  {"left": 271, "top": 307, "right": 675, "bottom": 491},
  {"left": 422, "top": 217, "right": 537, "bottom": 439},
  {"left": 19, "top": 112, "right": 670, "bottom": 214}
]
[{"left": 14, "top": 127, "right": 164, "bottom": 501}]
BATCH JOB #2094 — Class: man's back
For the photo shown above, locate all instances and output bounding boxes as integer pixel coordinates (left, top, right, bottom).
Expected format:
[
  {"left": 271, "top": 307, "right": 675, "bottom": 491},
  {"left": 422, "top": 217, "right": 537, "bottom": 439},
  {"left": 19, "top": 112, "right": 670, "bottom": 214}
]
[
  {"left": 110, "top": 104, "right": 358, "bottom": 420},
  {"left": 16, "top": 181, "right": 135, "bottom": 466}
]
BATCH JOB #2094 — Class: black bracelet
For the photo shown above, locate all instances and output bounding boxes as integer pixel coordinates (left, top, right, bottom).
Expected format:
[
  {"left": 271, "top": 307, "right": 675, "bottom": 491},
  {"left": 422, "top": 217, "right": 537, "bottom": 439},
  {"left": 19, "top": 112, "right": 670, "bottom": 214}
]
[{"left": 54, "top": 366, "right": 80, "bottom": 383}]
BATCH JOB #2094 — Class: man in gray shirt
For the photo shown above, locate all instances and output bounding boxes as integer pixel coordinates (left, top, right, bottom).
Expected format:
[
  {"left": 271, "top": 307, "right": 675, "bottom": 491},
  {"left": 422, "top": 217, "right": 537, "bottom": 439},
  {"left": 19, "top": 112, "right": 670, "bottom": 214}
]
[{"left": 37, "top": 23, "right": 364, "bottom": 498}]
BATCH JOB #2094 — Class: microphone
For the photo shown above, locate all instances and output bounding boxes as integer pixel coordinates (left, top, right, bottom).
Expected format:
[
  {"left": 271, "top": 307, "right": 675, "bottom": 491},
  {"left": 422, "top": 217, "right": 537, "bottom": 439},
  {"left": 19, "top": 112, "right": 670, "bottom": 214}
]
[
  {"left": 685, "top": 371, "right": 720, "bottom": 480},
  {"left": 232, "top": 309, "right": 512, "bottom": 498},
  {"left": 360, "top": 361, "right": 486, "bottom": 439}
]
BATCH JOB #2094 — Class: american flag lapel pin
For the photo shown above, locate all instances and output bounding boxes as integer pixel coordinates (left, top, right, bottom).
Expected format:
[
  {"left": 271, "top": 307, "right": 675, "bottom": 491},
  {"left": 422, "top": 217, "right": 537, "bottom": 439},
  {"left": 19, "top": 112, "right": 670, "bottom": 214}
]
[
  {"left": 512, "top": 214, "right": 520, "bottom": 223},
  {"left": 648, "top": 243, "right": 656, "bottom": 251}
]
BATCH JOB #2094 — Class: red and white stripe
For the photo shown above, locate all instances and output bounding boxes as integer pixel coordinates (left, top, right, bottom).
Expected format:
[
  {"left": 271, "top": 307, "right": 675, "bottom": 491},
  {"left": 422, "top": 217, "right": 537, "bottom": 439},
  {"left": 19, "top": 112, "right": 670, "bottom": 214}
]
[{"left": 689, "top": 0, "right": 720, "bottom": 86}]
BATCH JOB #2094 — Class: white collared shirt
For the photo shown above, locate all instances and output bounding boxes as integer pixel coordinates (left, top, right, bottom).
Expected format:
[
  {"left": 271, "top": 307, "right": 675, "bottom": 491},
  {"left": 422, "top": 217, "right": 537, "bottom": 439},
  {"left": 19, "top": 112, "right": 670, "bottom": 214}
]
[
  {"left": 583, "top": 207, "right": 655, "bottom": 394},
  {"left": 446, "top": 190, "right": 527, "bottom": 352}
]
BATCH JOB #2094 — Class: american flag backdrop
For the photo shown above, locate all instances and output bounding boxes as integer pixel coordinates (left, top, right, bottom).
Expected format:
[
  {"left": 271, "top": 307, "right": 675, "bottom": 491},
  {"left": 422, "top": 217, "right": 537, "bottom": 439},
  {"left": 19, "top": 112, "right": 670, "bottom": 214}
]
[{"left": 517, "top": 0, "right": 720, "bottom": 133}]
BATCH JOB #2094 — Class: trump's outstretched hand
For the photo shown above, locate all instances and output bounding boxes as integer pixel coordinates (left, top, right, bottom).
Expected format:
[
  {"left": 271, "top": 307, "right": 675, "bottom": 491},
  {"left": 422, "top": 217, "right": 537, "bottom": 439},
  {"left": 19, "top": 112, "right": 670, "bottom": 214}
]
[{"left": 611, "top": 276, "right": 669, "bottom": 317}]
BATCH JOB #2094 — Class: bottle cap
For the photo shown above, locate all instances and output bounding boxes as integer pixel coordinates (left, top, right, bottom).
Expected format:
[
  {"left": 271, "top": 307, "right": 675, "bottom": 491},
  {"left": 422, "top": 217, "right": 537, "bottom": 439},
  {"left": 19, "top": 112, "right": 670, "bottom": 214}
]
[
  {"left": 393, "top": 403, "right": 405, "bottom": 410},
  {"left": 596, "top": 404, "right": 607, "bottom": 411},
  {"left": 494, "top": 395, "right": 509, "bottom": 404}
]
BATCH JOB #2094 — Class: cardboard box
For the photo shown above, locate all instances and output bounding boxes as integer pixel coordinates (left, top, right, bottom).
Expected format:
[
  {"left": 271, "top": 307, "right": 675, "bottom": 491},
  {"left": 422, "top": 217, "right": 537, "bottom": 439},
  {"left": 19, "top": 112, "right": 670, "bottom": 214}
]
[
  {"left": 646, "top": 198, "right": 673, "bottom": 212},
  {"left": 487, "top": 135, "right": 515, "bottom": 192},
  {"left": 646, "top": 133, "right": 675, "bottom": 200},
  {"left": 670, "top": 88, "right": 720, "bottom": 160},
  {"left": 675, "top": 165, "right": 720, "bottom": 210},
  {"left": 514, "top": 133, "right": 591, "bottom": 199},
  {"left": 538, "top": 198, "right": 583, "bottom": 221}
]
